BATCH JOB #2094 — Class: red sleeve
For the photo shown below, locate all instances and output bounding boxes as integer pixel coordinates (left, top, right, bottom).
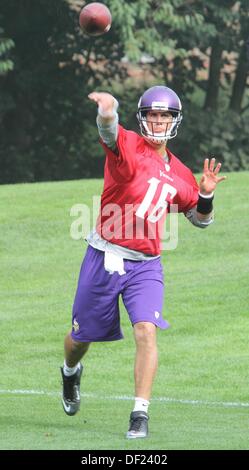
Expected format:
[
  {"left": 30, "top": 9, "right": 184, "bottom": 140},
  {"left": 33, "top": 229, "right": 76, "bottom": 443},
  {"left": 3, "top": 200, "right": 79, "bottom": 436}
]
[
  {"left": 175, "top": 167, "right": 200, "bottom": 213},
  {"left": 181, "top": 185, "right": 199, "bottom": 213},
  {"left": 100, "top": 125, "right": 137, "bottom": 182},
  {"left": 166, "top": 151, "right": 199, "bottom": 213}
]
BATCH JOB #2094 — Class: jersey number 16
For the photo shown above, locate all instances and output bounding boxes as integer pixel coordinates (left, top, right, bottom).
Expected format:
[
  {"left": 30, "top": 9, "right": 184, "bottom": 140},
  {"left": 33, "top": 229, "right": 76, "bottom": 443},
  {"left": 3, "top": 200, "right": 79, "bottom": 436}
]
[{"left": 135, "top": 177, "right": 177, "bottom": 223}]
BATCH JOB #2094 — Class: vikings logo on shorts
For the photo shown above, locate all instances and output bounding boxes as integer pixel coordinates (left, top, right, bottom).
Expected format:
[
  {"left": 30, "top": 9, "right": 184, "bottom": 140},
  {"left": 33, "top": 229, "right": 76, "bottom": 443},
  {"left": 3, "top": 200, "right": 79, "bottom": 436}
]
[{"left": 73, "top": 318, "right": 80, "bottom": 333}]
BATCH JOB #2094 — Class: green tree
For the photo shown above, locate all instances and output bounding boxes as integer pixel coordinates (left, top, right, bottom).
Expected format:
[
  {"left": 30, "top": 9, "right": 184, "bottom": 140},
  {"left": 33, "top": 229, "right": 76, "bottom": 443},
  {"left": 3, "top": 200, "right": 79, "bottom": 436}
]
[
  {"left": 0, "top": 0, "right": 115, "bottom": 182},
  {"left": 0, "top": 12, "right": 14, "bottom": 76},
  {"left": 229, "top": 1, "right": 249, "bottom": 113},
  {"left": 0, "top": 34, "right": 14, "bottom": 75},
  {"left": 108, "top": 0, "right": 249, "bottom": 171},
  {"left": 0, "top": 0, "right": 248, "bottom": 184}
]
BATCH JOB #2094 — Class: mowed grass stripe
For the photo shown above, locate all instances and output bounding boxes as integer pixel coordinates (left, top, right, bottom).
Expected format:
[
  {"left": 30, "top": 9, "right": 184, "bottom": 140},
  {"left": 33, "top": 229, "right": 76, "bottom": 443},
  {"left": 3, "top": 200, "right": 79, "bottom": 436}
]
[{"left": 1, "top": 389, "right": 249, "bottom": 408}]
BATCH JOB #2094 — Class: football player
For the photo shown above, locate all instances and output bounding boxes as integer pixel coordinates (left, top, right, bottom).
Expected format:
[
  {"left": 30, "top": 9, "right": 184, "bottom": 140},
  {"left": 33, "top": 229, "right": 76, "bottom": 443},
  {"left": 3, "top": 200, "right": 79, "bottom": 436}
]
[{"left": 61, "top": 86, "right": 226, "bottom": 438}]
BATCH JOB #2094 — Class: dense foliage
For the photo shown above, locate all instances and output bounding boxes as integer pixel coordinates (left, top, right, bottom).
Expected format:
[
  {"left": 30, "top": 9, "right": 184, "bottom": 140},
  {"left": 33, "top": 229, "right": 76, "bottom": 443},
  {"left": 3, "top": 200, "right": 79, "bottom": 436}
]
[{"left": 0, "top": 0, "right": 248, "bottom": 183}]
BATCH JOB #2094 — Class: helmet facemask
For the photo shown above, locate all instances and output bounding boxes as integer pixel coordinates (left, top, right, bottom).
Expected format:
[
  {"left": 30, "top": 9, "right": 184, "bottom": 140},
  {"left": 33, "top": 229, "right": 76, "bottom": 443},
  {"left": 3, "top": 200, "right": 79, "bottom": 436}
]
[{"left": 137, "top": 106, "right": 182, "bottom": 144}]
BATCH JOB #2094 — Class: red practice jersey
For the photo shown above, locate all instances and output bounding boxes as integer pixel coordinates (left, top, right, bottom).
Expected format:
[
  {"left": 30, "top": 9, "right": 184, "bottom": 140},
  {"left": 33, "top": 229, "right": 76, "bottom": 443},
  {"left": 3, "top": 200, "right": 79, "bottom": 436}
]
[{"left": 96, "top": 125, "right": 199, "bottom": 255}]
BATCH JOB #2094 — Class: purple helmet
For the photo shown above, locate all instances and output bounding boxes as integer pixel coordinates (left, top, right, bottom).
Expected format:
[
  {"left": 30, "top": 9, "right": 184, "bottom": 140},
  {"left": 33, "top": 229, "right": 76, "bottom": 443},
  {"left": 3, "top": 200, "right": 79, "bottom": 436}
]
[{"left": 137, "top": 85, "right": 182, "bottom": 143}]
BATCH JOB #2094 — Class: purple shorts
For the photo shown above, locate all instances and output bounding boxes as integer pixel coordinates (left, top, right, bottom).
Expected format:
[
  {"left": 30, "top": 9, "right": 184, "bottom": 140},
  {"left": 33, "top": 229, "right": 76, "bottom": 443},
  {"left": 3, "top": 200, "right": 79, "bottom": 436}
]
[{"left": 71, "top": 245, "right": 169, "bottom": 342}]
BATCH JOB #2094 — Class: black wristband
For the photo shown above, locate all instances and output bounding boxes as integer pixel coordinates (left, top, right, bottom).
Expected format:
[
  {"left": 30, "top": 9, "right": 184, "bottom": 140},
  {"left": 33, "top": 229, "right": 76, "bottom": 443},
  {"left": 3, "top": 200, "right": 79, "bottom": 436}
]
[{"left": 197, "top": 193, "right": 214, "bottom": 214}]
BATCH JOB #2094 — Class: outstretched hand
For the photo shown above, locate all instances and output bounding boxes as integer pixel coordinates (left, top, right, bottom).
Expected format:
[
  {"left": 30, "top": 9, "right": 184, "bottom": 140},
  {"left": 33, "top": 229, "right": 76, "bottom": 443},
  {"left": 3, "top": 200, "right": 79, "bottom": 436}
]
[
  {"left": 199, "top": 158, "right": 226, "bottom": 195},
  {"left": 88, "top": 91, "right": 117, "bottom": 119}
]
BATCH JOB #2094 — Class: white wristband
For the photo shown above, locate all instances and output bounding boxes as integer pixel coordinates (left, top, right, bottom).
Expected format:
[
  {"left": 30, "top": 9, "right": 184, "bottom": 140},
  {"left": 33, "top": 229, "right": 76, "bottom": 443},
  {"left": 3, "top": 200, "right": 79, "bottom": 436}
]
[{"left": 198, "top": 191, "right": 214, "bottom": 199}]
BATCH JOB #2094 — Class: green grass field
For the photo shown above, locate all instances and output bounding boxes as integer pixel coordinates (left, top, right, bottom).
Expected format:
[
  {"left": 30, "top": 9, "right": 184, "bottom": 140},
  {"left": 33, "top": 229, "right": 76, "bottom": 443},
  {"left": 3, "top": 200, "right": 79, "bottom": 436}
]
[{"left": 0, "top": 172, "right": 248, "bottom": 450}]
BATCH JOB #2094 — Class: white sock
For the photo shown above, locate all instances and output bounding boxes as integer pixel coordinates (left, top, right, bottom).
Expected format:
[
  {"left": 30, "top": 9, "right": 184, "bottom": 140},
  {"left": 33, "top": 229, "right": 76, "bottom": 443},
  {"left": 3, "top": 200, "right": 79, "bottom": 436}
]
[
  {"left": 133, "top": 397, "right": 150, "bottom": 414},
  {"left": 63, "top": 360, "right": 80, "bottom": 377}
]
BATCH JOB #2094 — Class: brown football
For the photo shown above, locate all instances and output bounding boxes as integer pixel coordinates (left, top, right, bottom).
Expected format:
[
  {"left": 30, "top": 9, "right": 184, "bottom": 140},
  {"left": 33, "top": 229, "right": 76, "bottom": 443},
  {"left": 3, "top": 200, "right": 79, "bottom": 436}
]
[{"left": 79, "top": 3, "right": 112, "bottom": 36}]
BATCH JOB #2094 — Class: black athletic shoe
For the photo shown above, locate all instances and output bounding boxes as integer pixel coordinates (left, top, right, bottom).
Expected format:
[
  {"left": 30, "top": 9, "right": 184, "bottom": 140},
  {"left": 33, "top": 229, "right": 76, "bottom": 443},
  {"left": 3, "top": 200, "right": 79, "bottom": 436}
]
[
  {"left": 126, "top": 411, "right": 149, "bottom": 439},
  {"left": 60, "top": 364, "right": 83, "bottom": 416}
]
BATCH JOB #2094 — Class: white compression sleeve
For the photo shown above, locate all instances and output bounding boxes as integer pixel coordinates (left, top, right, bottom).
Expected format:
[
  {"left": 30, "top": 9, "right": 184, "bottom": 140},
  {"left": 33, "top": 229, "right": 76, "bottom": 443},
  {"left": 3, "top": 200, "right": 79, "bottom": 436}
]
[{"left": 96, "top": 112, "right": 119, "bottom": 149}]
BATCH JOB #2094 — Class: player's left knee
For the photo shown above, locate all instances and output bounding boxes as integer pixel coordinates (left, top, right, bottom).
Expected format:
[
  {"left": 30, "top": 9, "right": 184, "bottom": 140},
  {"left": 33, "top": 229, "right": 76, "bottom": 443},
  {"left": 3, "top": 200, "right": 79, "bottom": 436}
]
[{"left": 134, "top": 321, "right": 157, "bottom": 345}]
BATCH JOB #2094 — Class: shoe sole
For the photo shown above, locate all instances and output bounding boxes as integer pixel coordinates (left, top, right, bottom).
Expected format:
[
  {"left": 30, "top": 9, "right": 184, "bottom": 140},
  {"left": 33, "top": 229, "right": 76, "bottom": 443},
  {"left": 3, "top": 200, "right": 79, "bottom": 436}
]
[{"left": 126, "top": 431, "right": 148, "bottom": 439}]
